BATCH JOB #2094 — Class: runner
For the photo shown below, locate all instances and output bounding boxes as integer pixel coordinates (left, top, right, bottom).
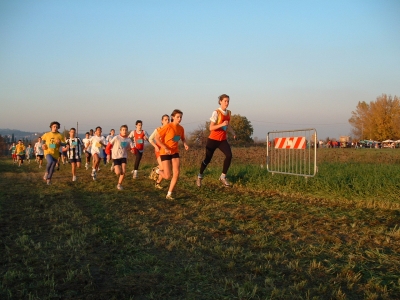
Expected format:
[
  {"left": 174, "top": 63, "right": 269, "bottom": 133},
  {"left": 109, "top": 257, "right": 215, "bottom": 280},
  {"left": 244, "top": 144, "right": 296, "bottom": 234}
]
[
  {"left": 106, "top": 129, "right": 115, "bottom": 171},
  {"left": 148, "top": 114, "right": 170, "bottom": 187},
  {"left": 15, "top": 140, "right": 26, "bottom": 167},
  {"left": 41, "top": 121, "right": 66, "bottom": 185},
  {"left": 155, "top": 109, "right": 189, "bottom": 200},
  {"left": 9, "top": 142, "right": 17, "bottom": 164},
  {"left": 88, "top": 126, "right": 106, "bottom": 181},
  {"left": 65, "top": 127, "right": 83, "bottom": 181},
  {"left": 25, "top": 144, "right": 34, "bottom": 164},
  {"left": 128, "top": 120, "right": 149, "bottom": 179},
  {"left": 105, "top": 125, "right": 135, "bottom": 190},
  {"left": 34, "top": 137, "right": 44, "bottom": 168},
  {"left": 197, "top": 94, "right": 236, "bottom": 187},
  {"left": 82, "top": 132, "right": 91, "bottom": 170}
]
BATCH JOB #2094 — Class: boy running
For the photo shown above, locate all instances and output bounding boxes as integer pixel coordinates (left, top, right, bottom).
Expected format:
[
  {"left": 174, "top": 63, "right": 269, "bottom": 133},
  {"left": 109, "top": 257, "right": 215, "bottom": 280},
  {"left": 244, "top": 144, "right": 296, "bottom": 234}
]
[
  {"left": 105, "top": 125, "right": 135, "bottom": 190},
  {"left": 9, "top": 142, "right": 17, "bottom": 164},
  {"left": 82, "top": 132, "right": 91, "bottom": 170},
  {"left": 15, "top": 140, "right": 26, "bottom": 167},
  {"left": 25, "top": 144, "right": 34, "bottom": 163},
  {"left": 65, "top": 128, "right": 83, "bottom": 181},
  {"left": 34, "top": 137, "right": 44, "bottom": 168},
  {"left": 41, "top": 121, "right": 66, "bottom": 185}
]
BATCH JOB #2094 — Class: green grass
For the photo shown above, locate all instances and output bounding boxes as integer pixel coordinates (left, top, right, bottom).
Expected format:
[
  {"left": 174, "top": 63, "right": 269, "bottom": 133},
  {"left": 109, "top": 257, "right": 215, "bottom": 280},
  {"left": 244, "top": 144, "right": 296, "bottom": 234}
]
[{"left": 1, "top": 147, "right": 399, "bottom": 299}]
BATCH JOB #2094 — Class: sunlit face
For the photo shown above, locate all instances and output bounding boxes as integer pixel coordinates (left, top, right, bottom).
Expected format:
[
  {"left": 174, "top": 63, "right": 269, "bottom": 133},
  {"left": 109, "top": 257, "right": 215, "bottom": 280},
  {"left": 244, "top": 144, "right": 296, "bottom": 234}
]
[
  {"left": 162, "top": 116, "right": 170, "bottom": 126},
  {"left": 136, "top": 123, "right": 142, "bottom": 130},
  {"left": 51, "top": 124, "right": 59, "bottom": 132},
  {"left": 95, "top": 128, "right": 102, "bottom": 136},
  {"left": 173, "top": 113, "right": 182, "bottom": 123},
  {"left": 111, "top": 130, "right": 115, "bottom": 135},
  {"left": 219, "top": 97, "right": 230, "bottom": 110},
  {"left": 120, "top": 127, "right": 128, "bottom": 137},
  {"left": 69, "top": 129, "right": 76, "bottom": 138}
]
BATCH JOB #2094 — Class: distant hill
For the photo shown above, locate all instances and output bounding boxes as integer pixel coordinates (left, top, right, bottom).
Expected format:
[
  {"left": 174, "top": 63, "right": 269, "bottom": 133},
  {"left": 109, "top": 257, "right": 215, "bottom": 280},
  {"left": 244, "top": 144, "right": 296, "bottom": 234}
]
[{"left": 0, "top": 128, "right": 86, "bottom": 143}]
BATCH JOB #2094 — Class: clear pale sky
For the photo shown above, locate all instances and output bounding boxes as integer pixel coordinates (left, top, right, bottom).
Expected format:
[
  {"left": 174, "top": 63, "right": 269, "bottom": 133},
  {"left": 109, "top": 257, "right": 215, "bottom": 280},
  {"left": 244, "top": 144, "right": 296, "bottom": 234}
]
[{"left": 1, "top": 0, "right": 399, "bottom": 140}]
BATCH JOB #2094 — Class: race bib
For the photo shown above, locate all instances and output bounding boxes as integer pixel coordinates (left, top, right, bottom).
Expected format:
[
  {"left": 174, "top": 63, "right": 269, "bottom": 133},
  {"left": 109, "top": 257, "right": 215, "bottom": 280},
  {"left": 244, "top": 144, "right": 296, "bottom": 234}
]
[
  {"left": 72, "top": 141, "right": 78, "bottom": 146},
  {"left": 221, "top": 125, "right": 227, "bottom": 131},
  {"left": 136, "top": 139, "right": 143, "bottom": 144},
  {"left": 173, "top": 135, "right": 181, "bottom": 142},
  {"left": 95, "top": 142, "right": 101, "bottom": 148},
  {"left": 120, "top": 141, "right": 127, "bottom": 148},
  {"left": 49, "top": 144, "right": 56, "bottom": 149}
]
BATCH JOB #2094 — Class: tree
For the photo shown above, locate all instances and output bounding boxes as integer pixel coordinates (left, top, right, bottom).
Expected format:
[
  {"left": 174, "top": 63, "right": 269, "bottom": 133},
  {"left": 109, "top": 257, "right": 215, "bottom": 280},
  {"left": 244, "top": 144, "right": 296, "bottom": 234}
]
[
  {"left": 187, "top": 122, "right": 210, "bottom": 147},
  {"left": 349, "top": 94, "right": 400, "bottom": 141},
  {"left": 229, "top": 114, "right": 253, "bottom": 145}
]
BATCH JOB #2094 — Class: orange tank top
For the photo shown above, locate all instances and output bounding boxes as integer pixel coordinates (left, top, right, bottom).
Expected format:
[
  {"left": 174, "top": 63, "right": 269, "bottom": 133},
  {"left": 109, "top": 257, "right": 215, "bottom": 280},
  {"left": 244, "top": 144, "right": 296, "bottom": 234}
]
[{"left": 208, "top": 109, "right": 231, "bottom": 141}]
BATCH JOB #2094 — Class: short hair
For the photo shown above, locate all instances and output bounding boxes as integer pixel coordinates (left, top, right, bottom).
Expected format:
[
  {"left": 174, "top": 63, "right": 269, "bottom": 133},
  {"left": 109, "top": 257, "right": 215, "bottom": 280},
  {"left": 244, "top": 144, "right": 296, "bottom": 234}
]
[
  {"left": 85, "top": 132, "right": 90, "bottom": 135},
  {"left": 50, "top": 121, "right": 60, "bottom": 129},
  {"left": 120, "top": 124, "right": 128, "bottom": 130},
  {"left": 136, "top": 120, "right": 142, "bottom": 125},
  {"left": 95, "top": 126, "right": 102, "bottom": 131},
  {"left": 171, "top": 109, "right": 183, "bottom": 117},
  {"left": 70, "top": 128, "right": 76, "bottom": 131}
]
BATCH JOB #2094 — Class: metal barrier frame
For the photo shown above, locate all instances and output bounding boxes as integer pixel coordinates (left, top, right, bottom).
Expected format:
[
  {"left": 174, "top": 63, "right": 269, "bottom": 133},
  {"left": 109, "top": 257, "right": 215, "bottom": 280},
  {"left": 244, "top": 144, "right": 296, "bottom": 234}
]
[{"left": 266, "top": 128, "right": 317, "bottom": 177}]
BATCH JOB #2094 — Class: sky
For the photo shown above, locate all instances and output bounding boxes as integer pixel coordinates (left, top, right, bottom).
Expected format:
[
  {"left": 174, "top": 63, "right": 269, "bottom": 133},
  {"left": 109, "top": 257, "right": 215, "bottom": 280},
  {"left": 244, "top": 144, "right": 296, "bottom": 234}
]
[{"left": 0, "top": 0, "right": 399, "bottom": 140}]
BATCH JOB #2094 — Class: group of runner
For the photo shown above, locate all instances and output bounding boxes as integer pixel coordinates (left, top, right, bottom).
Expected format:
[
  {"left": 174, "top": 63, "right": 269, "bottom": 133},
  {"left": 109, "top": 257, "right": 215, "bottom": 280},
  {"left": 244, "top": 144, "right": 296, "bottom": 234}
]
[{"left": 11, "top": 94, "right": 237, "bottom": 200}]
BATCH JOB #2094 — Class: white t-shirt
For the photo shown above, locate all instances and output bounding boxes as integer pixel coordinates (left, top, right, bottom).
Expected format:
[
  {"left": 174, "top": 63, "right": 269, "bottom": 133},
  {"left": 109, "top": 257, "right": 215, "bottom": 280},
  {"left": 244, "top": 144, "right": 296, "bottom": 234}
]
[
  {"left": 109, "top": 135, "right": 134, "bottom": 159},
  {"left": 34, "top": 142, "right": 44, "bottom": 155},
  {"left": 106, "top": 134, "right": 114, "bottom": 144},
  {"left": 89, "top": 135, "right": 106, "bottom": 157},
  {"left": 210, "top": 108, "right": 229, "bottom": 123},
  {"left": 82, "top": 138, "right": 91, "bottom": 153}
]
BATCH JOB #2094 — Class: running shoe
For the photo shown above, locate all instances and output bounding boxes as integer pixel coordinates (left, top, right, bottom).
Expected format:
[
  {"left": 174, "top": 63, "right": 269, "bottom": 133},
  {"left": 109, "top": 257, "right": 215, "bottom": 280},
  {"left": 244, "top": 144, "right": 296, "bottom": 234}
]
[
  {"left": 165, "top": 194, "right": 175, "bottom": 200},
  {"left": 219, "top": 176, "right": 231, "bottom": 187},
  {"left": 72, "top": 176, "right": 77, "bottom": 182},
  {"left": 155, "top": 183, "right": 163, "bottom": 189},
  {"left": 117, "top": 184, "right": 123, "bottom": 190},
  {"left": 43, "top": 173, "right": 48, "bottom": 180},
  {"left": 196, "top": 176, "right": 203, "bottom": 187}
]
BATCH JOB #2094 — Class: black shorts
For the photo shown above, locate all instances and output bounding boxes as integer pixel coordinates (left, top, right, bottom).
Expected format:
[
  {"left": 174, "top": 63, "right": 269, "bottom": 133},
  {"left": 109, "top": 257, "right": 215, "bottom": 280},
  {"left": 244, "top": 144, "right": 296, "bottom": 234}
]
[
  {"left": 62, "top": 151, "right": 68, "bottom": 157},
  {"left": 37, "top": 155, "right": 44, "bottom": 159},
  {"left": 160, "top": 153, "right": 180, "bottom": 161},
  {"left": 85, "top": 152, "right": 92, "bottom": 158},
  {"left": 113, "top": 158, "right": 127, "bottom": 166},
  {"left": 17, "top": 155, "right": 24, "bottom": 161},
  {"left": 68, "top": 158, "right": 81, "bottom": 163}
]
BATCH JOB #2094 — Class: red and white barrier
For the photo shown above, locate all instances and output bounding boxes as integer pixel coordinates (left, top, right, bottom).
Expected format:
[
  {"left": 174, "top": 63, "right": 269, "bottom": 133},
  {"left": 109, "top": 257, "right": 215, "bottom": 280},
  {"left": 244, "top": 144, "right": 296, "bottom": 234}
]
[{"left": 274, "top": 137, "right": 306, "bottom": 149}]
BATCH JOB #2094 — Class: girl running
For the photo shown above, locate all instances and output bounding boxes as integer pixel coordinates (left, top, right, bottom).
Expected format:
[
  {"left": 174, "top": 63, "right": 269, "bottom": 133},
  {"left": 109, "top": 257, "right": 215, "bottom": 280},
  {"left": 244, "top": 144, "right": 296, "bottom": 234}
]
[
  {"left": 41, "top": 121, "right": 66, "bottom": 185},
  {"left": 128, "top": 120, "right": 149, "bottom": 179},
  {"left": 155, "top": 109, "right": 189, "bottom": 200},
  {"left": 105, "top": 125, "right": 135, "bottom": 190},
  {"left": 148, "top": 114, "right": 170, "bottom": 187},
  {"left": 197, "top": 94, "right": 236, "bottom": 187}
]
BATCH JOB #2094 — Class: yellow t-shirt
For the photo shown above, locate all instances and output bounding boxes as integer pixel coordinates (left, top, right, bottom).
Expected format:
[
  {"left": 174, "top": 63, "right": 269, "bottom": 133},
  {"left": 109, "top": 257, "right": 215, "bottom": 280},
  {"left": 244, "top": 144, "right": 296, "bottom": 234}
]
[
  {"left": 41, "top": 132, "right": 65, "bottom": 159},
  {"left": 15, "top": 144, "right": 26, "bottom": 156}
]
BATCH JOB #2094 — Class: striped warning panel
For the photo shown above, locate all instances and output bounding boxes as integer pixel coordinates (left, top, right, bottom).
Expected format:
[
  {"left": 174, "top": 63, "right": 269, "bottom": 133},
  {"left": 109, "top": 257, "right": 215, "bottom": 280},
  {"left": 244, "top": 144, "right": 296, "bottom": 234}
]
[{"left": 274, "top": 137, "right": 306, "bottom": 149}]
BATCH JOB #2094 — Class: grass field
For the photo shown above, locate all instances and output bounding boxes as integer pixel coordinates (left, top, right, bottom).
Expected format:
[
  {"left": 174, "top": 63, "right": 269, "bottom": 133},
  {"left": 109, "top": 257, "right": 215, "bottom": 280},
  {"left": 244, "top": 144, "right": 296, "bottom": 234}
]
[{"left": 1, "top": 147, "right": 399, "bottom": 299}]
